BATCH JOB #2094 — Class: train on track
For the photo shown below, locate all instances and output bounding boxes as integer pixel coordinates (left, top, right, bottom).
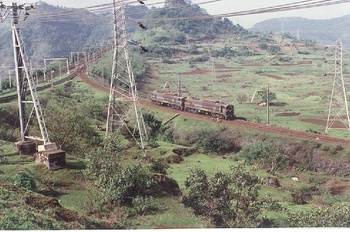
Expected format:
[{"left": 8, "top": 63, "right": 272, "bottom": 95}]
[{"left": 151, "top": 90, "right": 234, "bottom": 120}]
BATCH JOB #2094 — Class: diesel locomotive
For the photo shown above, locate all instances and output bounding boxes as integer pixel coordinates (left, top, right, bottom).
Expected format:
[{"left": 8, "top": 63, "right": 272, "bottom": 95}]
[{"left": 151, "top": 90, "right": 234, "bottom": 120}]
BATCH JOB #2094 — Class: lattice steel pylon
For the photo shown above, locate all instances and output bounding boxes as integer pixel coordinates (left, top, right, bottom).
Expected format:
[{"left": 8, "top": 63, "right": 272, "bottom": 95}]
[
  {"left": 324, "top": 39, "right": 350, "bottom": 133},
  {"left": 1, "top": 2, "right": 62, "bottom": 157},
  {"left": 105, "top": 0, "right": 148, "bottom": 149}
]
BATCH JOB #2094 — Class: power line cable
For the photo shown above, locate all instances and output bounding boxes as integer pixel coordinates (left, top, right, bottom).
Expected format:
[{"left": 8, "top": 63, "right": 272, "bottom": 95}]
[{"left": 23, "top": 0, "right": 350, "bottom": 26}]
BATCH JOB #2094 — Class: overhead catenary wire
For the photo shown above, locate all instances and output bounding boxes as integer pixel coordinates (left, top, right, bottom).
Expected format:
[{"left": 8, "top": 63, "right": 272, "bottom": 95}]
[{"left": 10, "top": 0, "right": 350, "bottom": 26}]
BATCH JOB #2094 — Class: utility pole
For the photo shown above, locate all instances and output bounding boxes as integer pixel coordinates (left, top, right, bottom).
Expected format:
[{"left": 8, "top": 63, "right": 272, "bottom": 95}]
[
  {"left": 178, "top": 75, "right": 181, "bottom": 96},
  {"left": 266, "top": 84, "right": 270, "bottom": 125},
  {"left": 324, "top": 39, "right": 350, "bottom": 133},
  {"left": 0, "top": 2, "right": 65, "bottom": 169},
  {"left": 105, "top": 0, "right": 148, "bottom": 149},
  {"left": 296, "top": 27, "right": 300, "bottom": 41},
  {"left": 8, "top": 69, "right": 14, "bottom": 88},
  {"left": 44, "top": 58, "right": 69, "bottom": 75}
]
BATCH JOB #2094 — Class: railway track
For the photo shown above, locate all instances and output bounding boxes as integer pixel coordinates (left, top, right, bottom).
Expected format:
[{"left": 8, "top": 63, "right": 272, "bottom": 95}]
[
  {"left": 3, "top": 63, "right": 350, "bottom": 148},
  {"left": 78, "top": 71, "right": 350, "bottom": 148},
  {"left": 0, "top": 48, "right": 110, "bottom": 104},
  {"left": 0, "top": 70, "right": 79, "bottom": 103}
]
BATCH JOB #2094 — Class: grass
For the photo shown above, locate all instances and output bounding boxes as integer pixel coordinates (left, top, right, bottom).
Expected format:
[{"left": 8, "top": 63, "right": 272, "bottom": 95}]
[
  {"left": 168, "top": 153, "right": 236, "bottom": 189},
  {"left": 2, "top": 36, "right": 350, "bottom": 228},
  {"left": 143, "top": 39, "right": 350, "bottom": 140},
  {"left": 132, "top": 198, "right": 206, "bottom": 229}
]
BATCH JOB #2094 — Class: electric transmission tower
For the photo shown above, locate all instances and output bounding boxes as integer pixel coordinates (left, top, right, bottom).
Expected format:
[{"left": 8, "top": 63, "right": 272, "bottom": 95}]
[
  {"left": 324, "top": 39, "right": 350, "bottom": 133},
  {"left": 105, "top": 0, "right": 148, "bottom": 149},
  {"left": 0, "top": 2, "right": 65, "bottom": 168}
]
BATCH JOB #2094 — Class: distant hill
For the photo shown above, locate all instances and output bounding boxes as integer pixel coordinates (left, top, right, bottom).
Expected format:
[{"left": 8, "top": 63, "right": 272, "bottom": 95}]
[
  {"left": 0, "top": 0, "right": 248, "bottom": 70},
  {"left": 149, "top": 0, "right": 248, "bottom": 40},
  {"left": 0, "top": 2, "right": 147, "bottom": 67},
  {"left": 250, "top": 15, "right": 350, "bottom": 48}
]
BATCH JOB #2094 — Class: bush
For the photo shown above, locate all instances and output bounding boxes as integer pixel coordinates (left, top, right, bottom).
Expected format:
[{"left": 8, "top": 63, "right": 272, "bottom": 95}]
[
  {"left": 161, "top": 59, "right": 175, "bottom": 64},
  {"left": 240, "top": 140, "right": 289, "bottom": 173},
  {"left": 12, "top": 172, "right": 36, "bottom": 190},
  {"left": 288, "top": 203, "right": 350, "bottom": 227},
  {"left": 190, "top": 55, "right": 210, "bottom": 62},
  {"left": 131, "top": 196, "right": 158, "bottom": 216},
  {"left": 101, "top": 164, "right": 153, "bottom": 204},
  {"left": 189, "top": 128, "right": 241, "bottom": 154},
  {"left": 183, "top": 164, "right": 274, "bottom": 228},
  {"left": 149, "top": 158, "right": 169, "bottom": 174},
  {"left": 148, "top": 140, "right": 159, "bottom": 148},
  {"left": 85, "top": 145, "right": 154, "bottom": 205}
]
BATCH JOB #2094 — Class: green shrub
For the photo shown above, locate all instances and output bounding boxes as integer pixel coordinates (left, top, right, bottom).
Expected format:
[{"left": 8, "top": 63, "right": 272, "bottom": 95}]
[
  {"left": 191, "top": 128, "right": 241, "bottom": 154},
  {"left": 149, "top": 158, "right": 169, "bottom": 174},
  {"left": 148, "top": 140, "right": 159, "bottom": 148},
  {"left": 12, "top": 172, "right": 36, "bottom": 190},
  {"left": 131, "top": 196, "right": 158, "bottom": 216}
]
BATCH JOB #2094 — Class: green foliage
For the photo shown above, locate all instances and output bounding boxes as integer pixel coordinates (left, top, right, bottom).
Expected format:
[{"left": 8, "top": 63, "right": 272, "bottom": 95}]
[
  {"left": 149, "top": 158, "right": 170, "bottom": 175},
  {"left": 163, "top": 130, "right": 174, "bottom": 143},
  {"left": 148, "top": 4, "right": 248, "bottom": 39},
  {"left": 186, "top": 127, "right": 241, "bottom": 154},
  {"left": 183, "top": 164, "right": 276, "bottom": 228},
  {"left": 148, "top": 140, "right": 159, "bottom": 148},
  {"left": 188, "top": 44, "right": 200, "bottom": 54},
  {"left": 190, "top": 55, "right": 210, "bottom": 62},
  {"left": 131, "top": 196, "right": 159, "bottom": 216},
  {"left": 305, "top": 128, "right": 321, "bottom": 134},
  {"left": 85, "top": 142, "right": 153, "bottom": 205},
  {"left": 267, "top": 45, "right": 281, "bottom": 55},
  {"left": 146, "top": 44, "right": 177, "bottom": 58},
  {"left": 99, "top": 163, "right": 153, "bottom": 205},
  {"left": 278, "top": 56, "right": 292, "bottom": 62},
  {"left": 0, "top": 79, "right": 13, "bottom": 91},
  {"left": 240, "top": 140, "right": 289, "bottom": 173},
  {"left": 263, "top": 92, "right": 277, "bottom": 103},
  {"left": 12, "top": 172, "right": 36, "bottom": 190},
  {"left": 0, "top": 105, "right": 18, "bottom": 142},
  {"left": 0, "top": 208, "right": 56, "bottom": 230},
  {"left": 90, "top": 48, "right": 147, "bottom": 82},
  {"left": 41, "top": 90, "right": 101, "bottom": 156},
  {"left": 143, "top": 113, "right": 162, "bottom": 139},
  {"left": 236, "top": 93, "right": 248, "bottom": 104},
  {"left": 161, "top": 58, "right": 175, "bottom": 64},
  {"left": 288, "top": 203, "right": 350, "bottom": 227},
  {"left": 210, "top": 46, "right": 236, "bottom": 58},
  {"left": 258, "top": 43, "right": 281, "bottom": 55}
]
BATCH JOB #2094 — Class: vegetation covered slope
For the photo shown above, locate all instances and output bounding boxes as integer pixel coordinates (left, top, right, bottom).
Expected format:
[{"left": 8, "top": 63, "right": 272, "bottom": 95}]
[{"left": 3, "top": 0, "right": 350, "bottom": 229}]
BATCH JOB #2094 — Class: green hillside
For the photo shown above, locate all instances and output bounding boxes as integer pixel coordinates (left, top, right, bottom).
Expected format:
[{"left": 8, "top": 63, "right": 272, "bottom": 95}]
[{"left": 2, "top": 0, "right": 350, "bottom": 229}]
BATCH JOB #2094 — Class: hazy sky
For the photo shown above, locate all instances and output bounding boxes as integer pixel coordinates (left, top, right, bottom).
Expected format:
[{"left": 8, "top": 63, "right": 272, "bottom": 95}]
[{"left": 9, "top": 0, "right": 350, "bottom": 28}]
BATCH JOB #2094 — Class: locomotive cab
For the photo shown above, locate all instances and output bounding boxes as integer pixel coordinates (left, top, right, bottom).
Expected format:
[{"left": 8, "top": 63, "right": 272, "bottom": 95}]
[{"left": 223, "top": 104, "right": 234, "bottom": 120}]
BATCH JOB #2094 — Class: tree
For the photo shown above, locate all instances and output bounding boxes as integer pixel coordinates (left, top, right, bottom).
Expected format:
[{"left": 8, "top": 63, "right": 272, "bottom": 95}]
[
  {"left": 85, "top": 136, "right": 153, "bottom": 206},
  {"left": 236, "top": 93, "right": 248, "bottom": 104},
  {"left": 256, "top": 90, "right": 277, "bottom": 104},
  {"left": 183, "top": 164, "right": 278, "bottom": 227},
  {"left": 240, "top": 140, "right": 289, "bottom": 174},
  {"left": 42, "top": 95, "right": 101, "bottom": 156},
  {"left": 188, "top": 127, "right": 241, "bottom": 155},
  {"left": 143, "top": 113, "right": 162, "bottom": 139}
]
